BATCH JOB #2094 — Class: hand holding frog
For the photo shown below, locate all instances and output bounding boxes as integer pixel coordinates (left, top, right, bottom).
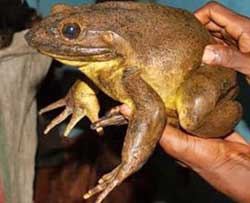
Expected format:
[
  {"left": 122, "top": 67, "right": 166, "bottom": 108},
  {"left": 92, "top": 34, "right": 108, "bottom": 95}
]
[{"left": 195, "top": 2, "right": 250, "bottom": 77}]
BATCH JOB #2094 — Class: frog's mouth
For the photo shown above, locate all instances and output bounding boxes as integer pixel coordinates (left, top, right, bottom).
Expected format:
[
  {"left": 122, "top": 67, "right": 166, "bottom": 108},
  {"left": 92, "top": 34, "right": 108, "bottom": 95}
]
[
  {"left": 37, "top": 45, "right": 117, "bottom": 63},
  {"left": 25, "top": 32, "right": 117, "bottom": 63}
]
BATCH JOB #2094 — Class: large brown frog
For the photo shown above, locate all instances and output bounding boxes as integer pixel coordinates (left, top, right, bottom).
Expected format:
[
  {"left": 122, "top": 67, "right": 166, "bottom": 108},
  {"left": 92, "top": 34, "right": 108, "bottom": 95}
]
[{"left": 25, "top": 1, "right": 242, "bottom": 203}]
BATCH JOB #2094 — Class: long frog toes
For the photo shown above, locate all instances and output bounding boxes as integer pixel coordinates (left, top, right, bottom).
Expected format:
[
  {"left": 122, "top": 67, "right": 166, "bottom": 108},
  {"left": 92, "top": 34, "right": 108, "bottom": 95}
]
[
  {"left": 40, "top": 80, "right": 102, "bottom": 137},
  {"left": 83, "top": 165, "right": 122, "bottom": 203}
]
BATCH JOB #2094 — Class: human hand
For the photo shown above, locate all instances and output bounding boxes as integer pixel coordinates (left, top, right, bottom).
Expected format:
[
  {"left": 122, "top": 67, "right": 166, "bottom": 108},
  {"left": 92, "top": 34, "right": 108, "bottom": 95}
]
[
  {"left": 119, "top": 104, "right": 250, "bottom": 203},
  {"left": 160, "top": 126, "right": 250, "bottom": 203},
  {"left": 194, "top": 2, "right": 250, "bottom": 77}
]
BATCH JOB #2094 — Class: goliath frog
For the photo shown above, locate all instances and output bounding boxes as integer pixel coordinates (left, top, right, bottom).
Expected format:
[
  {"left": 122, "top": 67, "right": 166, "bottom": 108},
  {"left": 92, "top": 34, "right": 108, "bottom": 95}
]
[{"left": 25, "top": 2, "right": 242, "bottom": 203}]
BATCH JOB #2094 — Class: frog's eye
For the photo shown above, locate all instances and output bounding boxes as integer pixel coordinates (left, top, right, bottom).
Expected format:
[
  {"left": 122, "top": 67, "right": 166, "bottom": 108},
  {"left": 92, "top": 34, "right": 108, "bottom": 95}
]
[{"left": 62, "top": 23, "right": 81, "bottom": 39}]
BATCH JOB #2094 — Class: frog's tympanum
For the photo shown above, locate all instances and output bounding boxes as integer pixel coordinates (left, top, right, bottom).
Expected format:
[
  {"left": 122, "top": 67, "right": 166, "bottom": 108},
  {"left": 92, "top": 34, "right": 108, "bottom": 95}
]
[{"left": 25, "top": 2, "right": 242, "bottom": 202}]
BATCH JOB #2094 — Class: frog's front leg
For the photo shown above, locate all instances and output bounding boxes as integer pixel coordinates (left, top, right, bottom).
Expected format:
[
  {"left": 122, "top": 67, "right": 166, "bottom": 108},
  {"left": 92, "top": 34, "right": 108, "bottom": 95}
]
[
  {"left": 83, "top": 68, "right": 166, "bottom": 203},
  {"left": 40, "top": 80, "right": 102, "bottom": 136}
]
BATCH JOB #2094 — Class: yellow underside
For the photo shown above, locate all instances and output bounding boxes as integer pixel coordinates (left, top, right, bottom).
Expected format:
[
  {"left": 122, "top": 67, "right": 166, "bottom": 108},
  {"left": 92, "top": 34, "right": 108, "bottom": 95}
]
[{"left": 56, "top": 57, "right": 178, "bottom": 111}]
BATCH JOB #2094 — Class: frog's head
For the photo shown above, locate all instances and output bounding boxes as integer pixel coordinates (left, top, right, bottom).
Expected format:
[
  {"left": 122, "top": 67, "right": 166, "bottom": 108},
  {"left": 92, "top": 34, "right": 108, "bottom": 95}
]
[{"left": 25, "top": 4, "right": 132, "bottom": 66}]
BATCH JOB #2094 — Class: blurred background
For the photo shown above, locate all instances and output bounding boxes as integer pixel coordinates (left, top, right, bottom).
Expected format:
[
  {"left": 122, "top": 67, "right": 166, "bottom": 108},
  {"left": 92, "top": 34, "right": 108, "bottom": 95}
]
[{"left": 1, "top": 0, "right": 249, "bottom": 203}]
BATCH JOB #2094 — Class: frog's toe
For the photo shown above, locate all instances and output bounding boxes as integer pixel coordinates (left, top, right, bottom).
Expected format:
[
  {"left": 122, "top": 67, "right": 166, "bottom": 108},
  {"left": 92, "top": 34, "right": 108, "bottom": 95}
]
[
  {"left": 39, "top": 98, "right": 66, "bottom": 115},
  {"left": 83, "top": 165, "right": 124, "bottom": 203},
  {"left": 95, "top": 180, "right": 120, "bottom": 203},
  {"left": 63, "top": 109, "right": 86, "bottom": 137},
  {"left": 83, "top": 181, "right": 108, "bottom": 200},
  {"left": 91, "top": 106, "right": 128, "bottom": 130},
  {"left": 84, "top": 177, "right": 119, "bottom": 203},
  {"left": 95, "top": 127, "right": 104, "bottom": 135},
  {"left": 91, "top": 114, "right": 127, "bottom": 130},
  {"left": 44, "top": 107, "right": 72, "bottom": 134},
  {"left": 104, "top": 106, "right": 121, "bottom": 117},
  {"left": 98, "top": 165, "right": 120, "bottom": 184}
]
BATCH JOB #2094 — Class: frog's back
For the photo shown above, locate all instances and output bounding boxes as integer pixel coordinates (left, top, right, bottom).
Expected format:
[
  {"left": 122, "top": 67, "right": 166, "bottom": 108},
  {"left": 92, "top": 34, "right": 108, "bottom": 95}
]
[
  {"left": 89, "top": 2, "right": 213, "bottom": 109},
  {"left": 74, "top": 2, "right": 213, "bottom": 109},
  {"left": 90, "top": 2, "right": 212, "bottom": 66}
]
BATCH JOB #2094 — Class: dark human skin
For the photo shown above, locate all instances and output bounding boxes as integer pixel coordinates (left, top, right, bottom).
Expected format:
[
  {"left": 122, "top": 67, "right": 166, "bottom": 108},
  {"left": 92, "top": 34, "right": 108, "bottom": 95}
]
[
  {"left": 120, "top": 2, "right": 250, "bottom": 203},
  {"left": 26, "top": 2, "right": 243, "bottom": 203}
]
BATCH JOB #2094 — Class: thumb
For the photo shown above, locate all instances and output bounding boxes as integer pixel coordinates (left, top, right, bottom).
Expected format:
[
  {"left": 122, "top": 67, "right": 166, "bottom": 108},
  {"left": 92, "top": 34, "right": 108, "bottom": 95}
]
[{"left": 202, "top": 44, "right": 250, "bottom": 76}]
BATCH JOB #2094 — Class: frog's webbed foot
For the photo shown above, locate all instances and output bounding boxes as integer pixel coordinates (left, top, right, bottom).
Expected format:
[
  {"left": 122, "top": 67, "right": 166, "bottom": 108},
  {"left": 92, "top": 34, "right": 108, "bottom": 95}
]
[
  {"left": 40, "top": 80, "right": 102, "bottom": 137},
  {"left": 84, "top": 67, "right": 166, "bottom": 203},
  {"left": 91, "top": 106, "right": 128, "bottom": 130},
  {"left": 83, "top": 164, "right": 126, "bottom": 203}
]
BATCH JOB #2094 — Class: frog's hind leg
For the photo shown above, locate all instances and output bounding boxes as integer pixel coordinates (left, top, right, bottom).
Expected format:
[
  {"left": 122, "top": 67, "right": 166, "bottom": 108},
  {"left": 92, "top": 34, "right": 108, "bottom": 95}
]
[
  {"left": 176, "top": 65, "right": 242, "bottom": 137},
  {"left": 83, "top": 68, "right": 166, "bottom": 203}
]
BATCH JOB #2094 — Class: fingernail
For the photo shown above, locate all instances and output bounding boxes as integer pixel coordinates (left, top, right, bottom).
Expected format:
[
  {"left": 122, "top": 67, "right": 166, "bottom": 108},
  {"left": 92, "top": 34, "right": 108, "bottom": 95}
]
[
  {"left": 202, "top": 46, "right": 219, "bottom": 64},
  {"left": 202, "top": 47, "right": 215, "bottom": 64}
]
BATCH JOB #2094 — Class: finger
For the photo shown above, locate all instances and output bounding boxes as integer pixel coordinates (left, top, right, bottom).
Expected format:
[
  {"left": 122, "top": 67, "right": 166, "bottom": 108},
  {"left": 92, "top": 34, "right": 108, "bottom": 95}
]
[
  {"left": 212, "top": 36, "right": 229, "bottom": 46},
  {"left": 211, "top": 32, "right": 223, "bottom": 39},
  {"left": 225, "top": 132, "right": 248, "bottom": 145},
  {"left": 211, "top": 33, "right": 237, "bottom": 47},
  {"left": 202, "top": 44, "right": 250, "bottom": 76},
  {"left": 176, "top": 160, "right": 188, "bottom": 168},
  {"left": 239, "top": 32, "right": 250, "bottom": 53},
  {"left": 205, "top": 21, "right": 224, "bottom": 32},
  {"left": 205, "top": 21, "right": 238, "bottom": 47},
  {"left": 194, "top": 1, "right": 250, "bottom": 48}
]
